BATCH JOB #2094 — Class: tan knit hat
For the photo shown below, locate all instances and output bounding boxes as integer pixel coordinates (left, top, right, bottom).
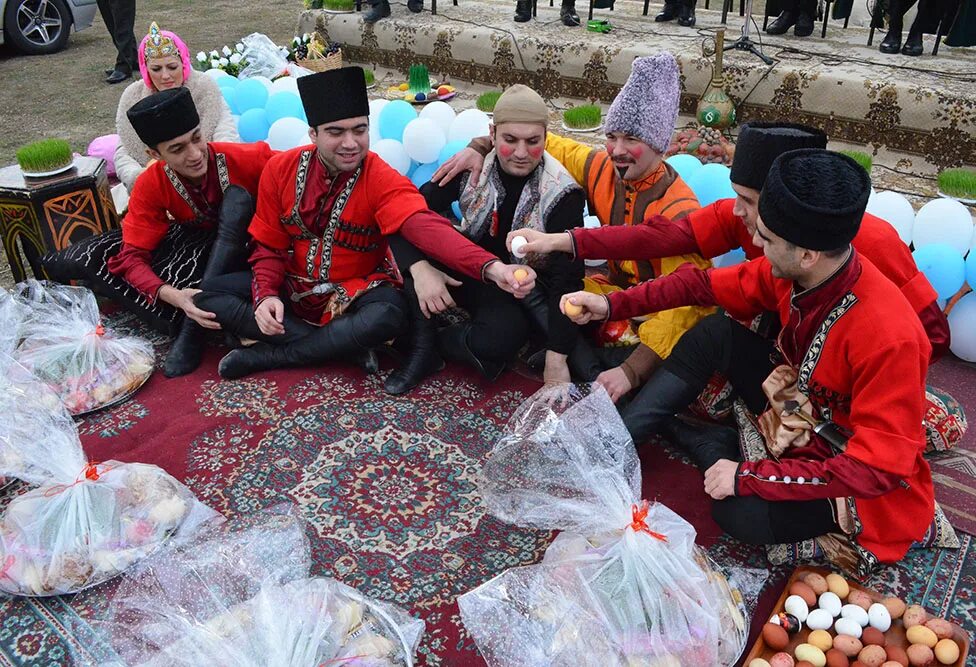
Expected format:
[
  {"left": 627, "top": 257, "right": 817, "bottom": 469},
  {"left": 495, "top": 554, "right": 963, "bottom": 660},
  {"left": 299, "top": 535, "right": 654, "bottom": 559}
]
[{"left": 492, "top": 84, "right": 549, "bottom": 127}]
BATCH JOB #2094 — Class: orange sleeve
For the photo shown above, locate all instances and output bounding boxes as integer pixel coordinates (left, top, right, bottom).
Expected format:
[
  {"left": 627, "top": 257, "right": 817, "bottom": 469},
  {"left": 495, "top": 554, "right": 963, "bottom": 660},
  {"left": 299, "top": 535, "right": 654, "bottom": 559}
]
[
  {"left": 121, "top": 166, "right": 174, "bottom": 252},
  {"left": 365, "top": 154, "right": 429, "bottom": 235},
  {"left": 247, "top": 155, "right": 294, "bottom": 251}
]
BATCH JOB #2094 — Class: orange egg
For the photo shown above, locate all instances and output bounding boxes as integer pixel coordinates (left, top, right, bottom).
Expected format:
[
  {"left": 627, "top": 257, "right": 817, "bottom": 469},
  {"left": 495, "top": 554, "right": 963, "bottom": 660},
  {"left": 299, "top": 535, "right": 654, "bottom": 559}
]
[
  {"left": 564, "top": 301, "right": 583, "bottom": 316},
  {"left": 513, "top": 268, "right": 528, "bottom": 282}
]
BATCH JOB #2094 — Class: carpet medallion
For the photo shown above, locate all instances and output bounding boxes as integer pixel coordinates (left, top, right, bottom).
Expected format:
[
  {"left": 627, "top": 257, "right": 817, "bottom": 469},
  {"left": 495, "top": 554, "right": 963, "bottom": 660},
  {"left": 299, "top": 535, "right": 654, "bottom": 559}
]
[{"left": 0, "top": 312, "right": 973, "bottom": 666}]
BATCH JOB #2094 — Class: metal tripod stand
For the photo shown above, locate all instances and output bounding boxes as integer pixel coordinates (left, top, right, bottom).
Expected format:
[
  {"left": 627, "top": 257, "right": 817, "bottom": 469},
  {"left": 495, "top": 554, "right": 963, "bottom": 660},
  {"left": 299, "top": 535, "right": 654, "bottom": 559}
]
[{"left": 724, "top": 0, "right": 774, "bottom": 64}]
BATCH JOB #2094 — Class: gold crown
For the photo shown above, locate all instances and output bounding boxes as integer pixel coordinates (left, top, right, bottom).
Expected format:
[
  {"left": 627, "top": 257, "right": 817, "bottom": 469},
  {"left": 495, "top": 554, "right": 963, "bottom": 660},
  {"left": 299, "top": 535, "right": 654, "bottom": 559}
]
[{"left": 143, "top": 22, "right": 178, "bottom": 60}]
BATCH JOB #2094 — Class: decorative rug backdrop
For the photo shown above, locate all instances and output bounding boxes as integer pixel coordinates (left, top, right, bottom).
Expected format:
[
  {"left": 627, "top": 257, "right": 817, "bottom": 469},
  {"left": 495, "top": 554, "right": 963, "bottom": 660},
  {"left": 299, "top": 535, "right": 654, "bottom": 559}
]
[{"left": 0, "top": 311, "right": 974, "bottom": 666}]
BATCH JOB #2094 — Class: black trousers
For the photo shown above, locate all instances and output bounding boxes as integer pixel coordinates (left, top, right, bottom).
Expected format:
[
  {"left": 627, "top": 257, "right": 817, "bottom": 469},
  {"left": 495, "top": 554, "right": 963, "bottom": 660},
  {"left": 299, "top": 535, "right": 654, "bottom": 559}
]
[
  {"left": 660, "top": 314, "right": 839, "bottom": 545},
  {"left": 196, "top": 271, "right": 406, "bottom": 350},
  {"left": 96, "top": 0, "right": 137, "bottom": 74}
]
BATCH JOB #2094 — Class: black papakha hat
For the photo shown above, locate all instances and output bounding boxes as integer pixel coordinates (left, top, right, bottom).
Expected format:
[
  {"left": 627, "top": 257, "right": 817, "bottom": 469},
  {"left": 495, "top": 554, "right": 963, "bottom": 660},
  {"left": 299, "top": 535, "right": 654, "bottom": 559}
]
[
  {"left": 759, "top": 149, "right": 870, "bottom": 251},
  {"left": 297, "top": 67, "right": 370, "bottom": 128},
  {"left": 731, "top": 122, "right": 828, "bottom": 191},
  {"left": 126, "top": 87, "right": 200, "bottom": 148}
]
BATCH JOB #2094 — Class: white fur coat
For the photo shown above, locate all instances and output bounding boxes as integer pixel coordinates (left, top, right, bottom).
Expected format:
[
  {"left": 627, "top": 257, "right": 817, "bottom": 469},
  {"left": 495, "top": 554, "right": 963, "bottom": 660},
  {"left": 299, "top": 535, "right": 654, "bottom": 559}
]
[{"left": 114, "top": 72, "right": 240, "bottom": 191}]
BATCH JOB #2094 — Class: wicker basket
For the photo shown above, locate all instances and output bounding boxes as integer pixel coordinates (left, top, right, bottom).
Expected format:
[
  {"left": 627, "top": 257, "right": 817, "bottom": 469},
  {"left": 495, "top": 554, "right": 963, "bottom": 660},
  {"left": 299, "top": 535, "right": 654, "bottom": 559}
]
[{"left": 298, "top": 48, "right": 342, "bottom": 73}]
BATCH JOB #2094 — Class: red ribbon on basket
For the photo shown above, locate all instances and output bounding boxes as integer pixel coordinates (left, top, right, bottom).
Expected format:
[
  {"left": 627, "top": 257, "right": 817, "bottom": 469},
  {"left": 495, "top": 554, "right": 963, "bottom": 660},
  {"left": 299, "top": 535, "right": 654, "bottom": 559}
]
[
  {"left": 629, "top": 500, "right": 668, "bottom": 542},
  {"left": 43, "top": 461, "right": 116, "bottom": 497},
  {"left": 0, "top": 555, "right": 15, "bottom": 581},
  {"left": 87, "top": 323, "right": 106, "bottom": 337}
]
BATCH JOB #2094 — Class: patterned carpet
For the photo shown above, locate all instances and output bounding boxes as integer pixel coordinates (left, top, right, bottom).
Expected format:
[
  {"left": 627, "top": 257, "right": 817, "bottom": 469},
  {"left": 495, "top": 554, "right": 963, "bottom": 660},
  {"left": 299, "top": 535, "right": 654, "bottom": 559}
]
[{"left": 0, "top": 311, "right": 974, "bottom": 666}]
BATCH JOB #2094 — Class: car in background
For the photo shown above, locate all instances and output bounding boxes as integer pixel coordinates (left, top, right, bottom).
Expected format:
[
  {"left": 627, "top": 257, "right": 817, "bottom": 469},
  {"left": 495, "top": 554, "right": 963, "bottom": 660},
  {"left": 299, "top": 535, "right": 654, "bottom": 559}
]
[{"left": 1, "top": 0, "right": 96, "bottom": 55}]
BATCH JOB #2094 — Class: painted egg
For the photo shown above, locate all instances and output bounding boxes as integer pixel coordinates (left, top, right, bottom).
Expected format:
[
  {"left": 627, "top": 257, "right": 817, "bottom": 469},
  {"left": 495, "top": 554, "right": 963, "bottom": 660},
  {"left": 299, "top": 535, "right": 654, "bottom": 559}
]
[
  {"left": 906, "top": 644, "right": 934, "bottom": 667},
  {"left": 826, "top": 573, "right": 851, "bottom": 599},
  {"left": 924, "top": 618, "right": 954, "bottom": 640},
  {"left": 934, "top": 638, "right": 960, "bottom": 664},
  {"left": 764, "top": 623, "right": 790, "bottom": 651},
  {"left": 803, "top": 572, "right": 830, "bottom": 595},
  {"left": 795, "top": 644, "right": 827, "bottom": 667},
  {"left": 398, "top": 83, "right": 409, "bottom": 91},
  {"left": 785, "top": 595, "right": 811, "bottom": 623},
  {"left": 808, "top": 629, "right": 834, "bottom": 652},
  {"left": 819, "top": 592, "right": 843, "bottom": 617},
  {"left": 834, "top": 635, "right": 864, "bottom": 658},
  {"left": 906, "top": 625, "right": 938, "bottom": 648},
  {"left": 770, "top": 612, "right": 803, "bottom": 634},
  {"left": 903, "top": 605, "right": 928, "bottom": 628},
  {"left": 790, "top": 581, "right": 819, "bottom": 607},
  {"left": 882, "top": 597, "right": 907, "bottom": 620},
  {"left": 826, "top": 648, "right": 851, "bottom": 667},
  {"left": 858, "top": 645, "right": 888, "bottom": 667},
  {"left": 836, "top": 617, "right": 863, "bottom": 639},
  {"left": 807, "top": 609, "right": 835, "bottom": 631},
  {"left": 862, "top": 627, "right": 887, "bottom": 647},
  {"left": 415, "top": 92, "right": 426, "bottom": 101},
  {"left": 770, "top": 653, "right": 796, "bottom": 667},
  {"left": 868, "top": 603, "right": 892, "bottom": 632},
  {"left": 847, "top": 589, "right": 873, "bottom": 611},
  {"left": 749, "top": 660, "right": 773, "bottom": 667},
  {"left": 842, "top": 604, "right": 871, "bottom": 627}
]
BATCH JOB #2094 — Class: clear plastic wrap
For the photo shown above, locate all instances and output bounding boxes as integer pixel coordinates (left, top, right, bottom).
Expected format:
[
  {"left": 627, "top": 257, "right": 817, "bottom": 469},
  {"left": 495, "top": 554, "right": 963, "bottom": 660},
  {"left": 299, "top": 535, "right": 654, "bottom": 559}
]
[
  {"left": 0, "top": 287, "right": 24, "bottom": 359},
  {"left": 238, "top": 33, "right": 312, "bottom": 80},
  {"left": 458, "top": 384, "right": 751, "bottom": 666},
  {"left": 0, "top": 371, "right": 217, "bottom": 596},
  {"left": 13, "top": 280, "right": 154, "bottom": 415},
  {"left": 81, "top": 507, "right": 425, "bottom": 667}
]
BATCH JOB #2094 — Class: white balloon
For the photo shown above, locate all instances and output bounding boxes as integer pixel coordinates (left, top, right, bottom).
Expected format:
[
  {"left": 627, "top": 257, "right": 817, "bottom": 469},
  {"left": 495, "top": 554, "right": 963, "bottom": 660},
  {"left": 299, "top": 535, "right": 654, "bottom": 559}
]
[
  {"left": 865, "top": 191, "right": 914, "bottom": 246},
  {"left": 204, "top": 68, "right": 229, "bottom": 79},
  {"left": 448, "top": 109, "right": 491, "bottom": 144},
  {"left": 270, "top": 76, "right": 299, "bottom": 95},
  {"left": 913, "top": 198, "right": 975, "bottom": 256},
  {"left": 267, "top": 117, "right": 311, "bottom": 151},
  {"left": 401, "top": 118, "right": 447, "bottom": 164},
  {"left": 419, "top": 101, "right": 457, "bottom": 132},
  {"left": 372, "top": 139, "right": 411, "bottom": 176},
  {"left": 948, "top": 292, "right": 976, "bottom": 362},
  {"left": 368, "top": 99, "right": 389, "bottom": 118},
  {"left": 247, "top": 75, "right": 274, "bottom": 90},
  {"left": 583, "top": 215, "right": 600, "bottom": 229}
]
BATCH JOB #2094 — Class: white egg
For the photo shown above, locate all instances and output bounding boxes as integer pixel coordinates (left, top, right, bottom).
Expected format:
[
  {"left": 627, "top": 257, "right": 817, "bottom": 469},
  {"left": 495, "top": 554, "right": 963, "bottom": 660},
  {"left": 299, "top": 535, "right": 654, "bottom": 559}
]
[
  {"left": 818, "top": 591, "right": 843, "bottom": 617},
  {"left": 806, "top": 608, "right": 834, "bottom": 631},
  {"left": 784, "top": 595, "right": 809, "bottom": 623},
  {"left": 868, "top": 602, "right": 892, "bottom": 632},
  {"left": 841, "top": 604, "right": 870, "bottom": 627},
  {"left": 511, "top": 235, "right": 529, "bottom": 258},
  {"left": 835, "top": 617, "right": 863, "bottom": 638}
]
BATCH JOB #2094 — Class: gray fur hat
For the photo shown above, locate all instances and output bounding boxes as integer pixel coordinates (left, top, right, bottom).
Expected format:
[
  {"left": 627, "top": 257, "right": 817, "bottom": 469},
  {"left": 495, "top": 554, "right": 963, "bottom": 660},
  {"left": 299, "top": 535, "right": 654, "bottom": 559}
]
[{"left": 604, "top": 52, "right": 680, "bottom": 154}]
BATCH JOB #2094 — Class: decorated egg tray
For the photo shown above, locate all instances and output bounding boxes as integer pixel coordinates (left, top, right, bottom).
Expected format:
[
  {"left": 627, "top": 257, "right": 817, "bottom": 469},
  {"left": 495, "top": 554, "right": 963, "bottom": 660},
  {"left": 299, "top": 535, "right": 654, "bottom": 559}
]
[
  {"left": 744, "top": 565, "right": 970, "bottom": 667},
  {"left": 386, "top": 82, "right": 458, "bottom": 105}
]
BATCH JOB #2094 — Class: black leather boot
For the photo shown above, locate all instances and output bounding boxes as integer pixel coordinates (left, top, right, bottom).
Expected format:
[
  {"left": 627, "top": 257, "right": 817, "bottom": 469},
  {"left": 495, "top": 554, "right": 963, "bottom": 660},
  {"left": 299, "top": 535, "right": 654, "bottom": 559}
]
[
  {"left": 383, "top": 318, "right": 444, "bottom": 395},
  {"left": 364, "top": 0, "right": 391, "bottom": 22},
  {"left": 163, "top": 187, "right": 255, "bottom": 378},
  {"left": 560, "top": 0, "right": 581, "bottom": 25},
  {"left": 662, "top": 418, "right": 741, "bottom": 471},
  {"left": 901, "top": 27, "right": 924, "bottom": 55},
  {"left": 677, "top": 0, "right": 696, "bottom": 26},
  {"left": 514, "top": 0, "right": 532, "bottom": 21},
  {"left": 766, "top": 10, "right": 798, "bottom": 33},
  {"left": 217, "top": 299, "right": 403, "bottom": 380},
  {"left": 655, "top": 2, "right": 680, "bottom": 20},
  {"left": 879, "top": 15, "right": 904, "bottom": 52},
  {"left": 794, "top": 10, "right": 814, "bottom": 35},
  {"left": 620, "top": 369, "right": 708, "bottom": 447},
  {"left": 437, "top": 323, "right": 505, "bottom": 380}
]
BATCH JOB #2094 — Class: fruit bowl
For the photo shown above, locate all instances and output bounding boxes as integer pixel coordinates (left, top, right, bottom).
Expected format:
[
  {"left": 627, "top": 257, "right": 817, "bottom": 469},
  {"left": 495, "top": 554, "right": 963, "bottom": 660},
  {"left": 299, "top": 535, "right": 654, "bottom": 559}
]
[{"left": 666, "top": 125, "right": 735, "bottom": 166}]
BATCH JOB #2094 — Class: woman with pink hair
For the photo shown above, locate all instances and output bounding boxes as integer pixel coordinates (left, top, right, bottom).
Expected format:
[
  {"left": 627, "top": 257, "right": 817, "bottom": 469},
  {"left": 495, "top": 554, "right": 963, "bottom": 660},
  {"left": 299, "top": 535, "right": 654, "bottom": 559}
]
[{"left": 114, "top": 22, "right": 239, "bottom": 191}]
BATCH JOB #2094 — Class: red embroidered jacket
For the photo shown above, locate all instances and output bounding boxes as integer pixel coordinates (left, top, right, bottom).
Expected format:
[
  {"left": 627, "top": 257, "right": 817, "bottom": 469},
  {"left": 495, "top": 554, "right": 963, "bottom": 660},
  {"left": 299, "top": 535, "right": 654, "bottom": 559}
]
[
  {"left": 107, "top": 141, "right": 274, "bottom": 300},
  {"left": 607, "top": 254, "right": 935, "bottom": 566},
  {"left": 248, "top": 147, "right": 498, "bottom": 325},
  {"left": 570, "top": 199, "right": 949, "bottom": 357}
]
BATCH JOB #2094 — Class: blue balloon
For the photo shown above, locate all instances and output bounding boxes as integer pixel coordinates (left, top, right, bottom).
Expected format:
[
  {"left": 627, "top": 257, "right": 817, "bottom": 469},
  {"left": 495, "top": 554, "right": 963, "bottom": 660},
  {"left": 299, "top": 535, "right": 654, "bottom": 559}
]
[
  {"left": 377, "top": 100, "right": 417, "bottom": 142},
  {"left": 687, "top": 163, "right": 736, "bottom": 207},
  {"left": 236, "top": 79, "right": 269, "bottom": 113},
  {"left": 451, "top": 201, "right": 463, "bottom": 221},
  {"left": 438, "top": 140, "right": 468, "bottom": 166},
  {"left": 913, "top": 243, "right": 966, "bottom": 300},
  {"left": 238, "top": 108, "right": 270, "bottom": 143},
  {"left": 411, "top": 162, "right": 439, "bottom": 188},
  {"left": 220, "top": 86, "right": 239, "bottom": 114},
  {"left": 666, "top": 153, "right": 704, "bottom": 182},
  {"left": 265, "top": 92, "right": 305, "bottom": 125},
  {"left": 713, "top": 247, "right": 747, "bottom": 268},
  {"left": 216, "top": 75, "right": 239, "bottom": 89},
  {"left": 967, "top": 250, "right": 976, "bottom": 289}
]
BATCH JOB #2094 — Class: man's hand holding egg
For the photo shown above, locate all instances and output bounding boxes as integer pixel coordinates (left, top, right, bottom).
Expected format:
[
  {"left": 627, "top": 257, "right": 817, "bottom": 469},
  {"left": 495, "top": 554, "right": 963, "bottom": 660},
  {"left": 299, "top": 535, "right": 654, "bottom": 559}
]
[{"left": 559, "top": 291, "right": 609, "bottom": 324}]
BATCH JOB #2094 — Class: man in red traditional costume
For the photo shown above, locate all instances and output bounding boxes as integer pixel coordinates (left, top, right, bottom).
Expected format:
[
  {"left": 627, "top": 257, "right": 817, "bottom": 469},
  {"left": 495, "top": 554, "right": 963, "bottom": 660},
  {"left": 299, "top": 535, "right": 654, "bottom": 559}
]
[
  {"left": 44, "top": 87, "right": 273, "bottom": 377},
  {"left": 514, "top": 121, "right": 955, "bottom": 451},
  {"left": 559, "top": 150, "right": 937, "bottom": 575},
  {"left": 194, "top": 67, "right": 534, "bottom": 380}
]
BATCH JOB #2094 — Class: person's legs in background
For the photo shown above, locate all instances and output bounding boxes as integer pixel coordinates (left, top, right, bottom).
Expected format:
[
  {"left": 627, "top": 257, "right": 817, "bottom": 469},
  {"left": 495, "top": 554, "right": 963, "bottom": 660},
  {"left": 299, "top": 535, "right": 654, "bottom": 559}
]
[{"left": 97, "top": 0, "right": 137, "bottom": 83}]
